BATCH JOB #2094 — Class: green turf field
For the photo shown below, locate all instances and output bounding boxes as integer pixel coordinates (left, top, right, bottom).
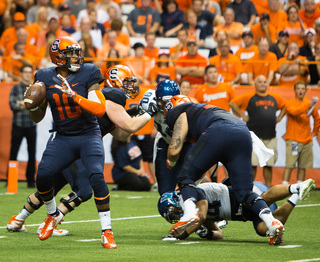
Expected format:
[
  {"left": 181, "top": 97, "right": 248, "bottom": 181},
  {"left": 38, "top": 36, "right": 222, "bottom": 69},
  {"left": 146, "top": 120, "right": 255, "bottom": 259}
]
[{"left": 0, "top": 182, "right": 319, "bottom": 262}]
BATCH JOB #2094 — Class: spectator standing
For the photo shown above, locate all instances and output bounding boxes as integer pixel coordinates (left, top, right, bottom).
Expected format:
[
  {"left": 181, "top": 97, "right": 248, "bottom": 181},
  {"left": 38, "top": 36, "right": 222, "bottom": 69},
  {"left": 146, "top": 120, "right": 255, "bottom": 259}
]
[
  {"left": 209, "top": 39, "right": 242, "bottom": 84},
  {"left": 282, "top": 81, "right": 319, "bottom": 184},
  {"left": 314, "top": 18, "right": 320, "bottom": 43},
  {"left": 227, "top": 0, "right": 258, "bottom": 29},
  {"left": 110, "top": 19, "right": 130, "bottom": 47},
  {"left": 96, "top": 0, "right": 122, "bottom": 20},
  {"left": 306, "top": 42, "right": 320, "bottom": 86},
  {"left": 230, "top": 75, "right": 286, "bottom": 187},
  {"left": 180, "top": 79, "right": 198, "bottom": 103},
  {"left": 160, "top": 0, "right": 184, "bottom": 37},
  {"left": 195, "top": 64, "right": 236, "bottom": 111},
  {"left": 76, "top": 0, "right": 109, "bottom": 27},
  {"left": 111, "top": 136, "right": 151, "bottom": 192},
  {"left": 126, "top": 0, "right": 161, "bottom": 37},
  {"left": 98, "top": 30, "right": 129, "bottom": 60},
  {"left": 250, "top": 13, "right": 277, "bottom": 45},
  {"left": 269, "top": 30, "right": 289, "bottom": 59},
  {"left": 277, "top": 42, "right": 308, "bottom": 87},
  {"left": 8, "top": 65, "right": 37, "bottom": 188},
  {"left": 175, "top": 40, "right": 207, "bottom": 85},
  {"left": 247, "top": 38, "right": 278, "bottom": 86}
]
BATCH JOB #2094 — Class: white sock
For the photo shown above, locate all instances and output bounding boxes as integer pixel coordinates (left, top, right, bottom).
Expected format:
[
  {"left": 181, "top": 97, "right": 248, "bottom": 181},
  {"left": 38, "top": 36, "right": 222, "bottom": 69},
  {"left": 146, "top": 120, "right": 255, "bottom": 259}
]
[
  {"left": 259, "top": 208, "right": 274, "bottom": 229},
  {"left": 282, "top": 181, "right": 289, "bottom": 185},
  {"left": 99, "top": 211, "right": 111, "bottom": 232},
  {"left": 289, "top": 183, "right": 300, "bottom": 194},
  {"left": 44, "top": 198, "right": 57, "bottom": 215},
  {"left": 287, "top": 194, "right": 299, "bottom": 206},
  {"left": 182, "top": 198, "right": 197, "bottom": 218},
  {"left": 16, "top": 207, "right": 32, "bottom": 221}
]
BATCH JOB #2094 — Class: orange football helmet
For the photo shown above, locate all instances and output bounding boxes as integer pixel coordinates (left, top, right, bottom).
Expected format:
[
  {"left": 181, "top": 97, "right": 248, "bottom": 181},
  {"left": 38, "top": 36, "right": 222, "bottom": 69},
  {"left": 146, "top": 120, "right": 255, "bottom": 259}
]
[
  {"left": 164, "top": 95, "right": 192, "bottom": 115},
  {"left": 50, "top": 36, "right": 84, "bottom": 72},
  {"left": 104, "top": 65, "right": 139, "bottom": 99}
]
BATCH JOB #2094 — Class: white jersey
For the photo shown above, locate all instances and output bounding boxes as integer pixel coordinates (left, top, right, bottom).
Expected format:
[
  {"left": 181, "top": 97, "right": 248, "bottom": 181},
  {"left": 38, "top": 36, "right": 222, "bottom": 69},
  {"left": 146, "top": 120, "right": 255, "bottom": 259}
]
[
  {"left": 197, "top": 183, "right": 233, "bottom": 221},
  {"left": 141, "top": 89, "right": 172, "bottom": 144}
]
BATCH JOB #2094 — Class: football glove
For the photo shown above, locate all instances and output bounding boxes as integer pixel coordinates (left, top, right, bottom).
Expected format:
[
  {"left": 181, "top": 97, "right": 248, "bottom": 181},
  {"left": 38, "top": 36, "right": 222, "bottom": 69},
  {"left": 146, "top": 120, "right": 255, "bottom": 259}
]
[{"left": 55, "top": 74, "right": 76, "bottom": 98}]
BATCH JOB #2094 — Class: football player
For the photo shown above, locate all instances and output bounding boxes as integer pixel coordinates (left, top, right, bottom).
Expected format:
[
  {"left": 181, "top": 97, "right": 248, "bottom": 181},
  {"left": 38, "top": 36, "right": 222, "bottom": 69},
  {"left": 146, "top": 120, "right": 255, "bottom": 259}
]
[
  {"left": 158, "top": 179, "right": 315, "bottom": 244},
  {"left": 161, "top": 95, "right": 286, "bottom": 245},
  {"left": 7, "top": 63, "right": 157, "bottom": 248}
]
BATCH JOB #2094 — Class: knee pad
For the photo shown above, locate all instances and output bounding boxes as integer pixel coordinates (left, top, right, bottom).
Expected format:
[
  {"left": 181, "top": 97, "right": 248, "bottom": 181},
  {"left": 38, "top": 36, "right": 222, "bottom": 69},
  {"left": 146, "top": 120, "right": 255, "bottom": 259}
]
[
  {"left": 60, "top": 192, "right": 82, "bottom": 212},
  {"left": 27, "top": 191, "right": 44, "bottom": 210},
  {"left": 242, "top": 191, "right": 264, "bottom": 209}
]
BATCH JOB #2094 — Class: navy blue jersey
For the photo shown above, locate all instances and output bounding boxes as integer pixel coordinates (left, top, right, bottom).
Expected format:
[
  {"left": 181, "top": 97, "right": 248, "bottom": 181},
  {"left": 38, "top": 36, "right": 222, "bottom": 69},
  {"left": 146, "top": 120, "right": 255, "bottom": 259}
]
[
  {"left": 98, "top": 87, "right": 127, "bottom": 136},
  {"left": 166, "top": 103, "right": 245, "bottom": 142},
  {"left": 34, "top": 64, "right": 104, "bottom": 135}
]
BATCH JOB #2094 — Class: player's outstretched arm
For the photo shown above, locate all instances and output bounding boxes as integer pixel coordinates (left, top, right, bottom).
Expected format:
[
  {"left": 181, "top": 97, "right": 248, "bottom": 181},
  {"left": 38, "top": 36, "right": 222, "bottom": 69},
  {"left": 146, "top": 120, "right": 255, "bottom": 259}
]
[{"left": 106, "top": 100, "right": 154, "bottom": 134}]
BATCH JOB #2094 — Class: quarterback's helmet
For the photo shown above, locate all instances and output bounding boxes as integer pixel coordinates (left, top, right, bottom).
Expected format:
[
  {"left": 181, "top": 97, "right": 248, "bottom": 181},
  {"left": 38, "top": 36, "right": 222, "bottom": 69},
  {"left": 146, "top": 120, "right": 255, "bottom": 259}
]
[
  {"left": 164, "top": 95, "right": 192, "bottom": 116},
  {"left": 49, "top": 36, "right": 84, "bottom": 72},
  {"left": 158, "top": 191, "right": 183, "bottom": 224},
  {"left": 104, "top": 65, "right": 139, "bottom": 99}
]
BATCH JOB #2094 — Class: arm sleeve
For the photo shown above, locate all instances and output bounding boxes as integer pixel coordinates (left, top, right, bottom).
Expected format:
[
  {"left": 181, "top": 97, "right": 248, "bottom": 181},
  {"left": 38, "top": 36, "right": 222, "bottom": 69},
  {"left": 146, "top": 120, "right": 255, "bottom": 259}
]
[
  {"left": 285, "top": 100, "right": 310, "bottom": 116},
  {"left": 73, "top": 90, "right": 106, "bottom": 118}
]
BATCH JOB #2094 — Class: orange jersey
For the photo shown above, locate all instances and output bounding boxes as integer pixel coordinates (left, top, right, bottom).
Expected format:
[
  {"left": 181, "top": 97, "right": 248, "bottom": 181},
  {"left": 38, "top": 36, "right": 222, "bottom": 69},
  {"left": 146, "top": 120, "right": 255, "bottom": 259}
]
[
  {"left": 268, "top": 10, "right": 287, "bottom": 33},
  {"left": 250, "top": 23, "right": 277, "bottom": 44},
  {"left": 298, "top": 9, "right": 320, "bottom": 28},
  {"left": 277, "top": 56, "right": 308, "bottom": 86},
  {"left": 194, "top": 82, "right": 236, "bottom": 111},
  {"left": 235, "top": 45, "right": 259, "bottom": 71},
  {"left": 209, "top": 54, "right": 242, "bottom": 82},
  {"left": 176, "top": 53, "right": 208, "bottom": 85},
  {"left": 124, "top": 87, "right": 155, "bottom": 135},
  {"left": 282, "top": 21, "right": 308, "bottom": 47},
  {"left": 215, "top": 22, "right": 243, "bottom": 47},
  {"left": 247, "top": 51, "right": 278, "bottom": 79},
  {"left": 4, "top": 54, "right": 36, "bottom": 77},
  {"left": 144, "top": 47, "right": 160, "bottom": 59},
  {"left": 285, "top": 98, "right": 320, "bottom": 143},
  {"left": 149, "top": 65, "right": 176, "bottom": 82}
]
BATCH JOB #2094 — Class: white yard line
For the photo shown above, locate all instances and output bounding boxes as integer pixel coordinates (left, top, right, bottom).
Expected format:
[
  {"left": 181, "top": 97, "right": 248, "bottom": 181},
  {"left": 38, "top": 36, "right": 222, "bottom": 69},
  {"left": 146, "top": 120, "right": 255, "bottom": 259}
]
[
  {"left": 288, "top": 258, "right": 320, "bottom": 262},
  {"left": 0, "top": 215, "right": 160, "bottom": 229}
]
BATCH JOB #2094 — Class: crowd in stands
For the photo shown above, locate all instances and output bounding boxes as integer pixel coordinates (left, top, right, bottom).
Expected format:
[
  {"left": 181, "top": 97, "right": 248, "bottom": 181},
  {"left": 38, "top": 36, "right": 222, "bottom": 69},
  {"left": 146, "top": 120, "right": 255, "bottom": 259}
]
[{"left": 1, "top": 0, "right": 320, "bottom": 87}]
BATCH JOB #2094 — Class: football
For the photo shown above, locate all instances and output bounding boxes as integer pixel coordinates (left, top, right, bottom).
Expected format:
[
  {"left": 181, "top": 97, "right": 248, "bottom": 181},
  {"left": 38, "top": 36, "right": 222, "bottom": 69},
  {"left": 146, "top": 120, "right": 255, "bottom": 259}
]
[{"left": 24, "top": 82, "right": 46, "bottom": 110}]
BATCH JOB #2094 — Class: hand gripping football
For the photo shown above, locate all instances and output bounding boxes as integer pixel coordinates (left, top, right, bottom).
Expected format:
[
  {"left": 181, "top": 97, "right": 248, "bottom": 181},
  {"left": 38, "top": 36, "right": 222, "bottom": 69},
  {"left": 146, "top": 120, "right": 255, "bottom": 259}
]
[{"left": 24, "top": 82, "right": 46, "bottom": 110}]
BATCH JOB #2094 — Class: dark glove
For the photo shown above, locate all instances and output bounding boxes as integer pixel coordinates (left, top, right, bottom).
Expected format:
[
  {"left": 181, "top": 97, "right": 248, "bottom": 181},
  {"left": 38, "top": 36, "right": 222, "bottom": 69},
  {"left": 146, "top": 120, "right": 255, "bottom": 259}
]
[{"left": 145, "top": 98, "right": 158, "bottom": 117}]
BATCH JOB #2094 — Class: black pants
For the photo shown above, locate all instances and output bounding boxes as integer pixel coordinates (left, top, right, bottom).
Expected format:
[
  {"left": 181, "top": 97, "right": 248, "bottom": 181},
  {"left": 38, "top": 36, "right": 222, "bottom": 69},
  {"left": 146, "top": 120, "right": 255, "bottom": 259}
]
[
  {"left": 9, "top": 125, "right": 36, "bottom": 184},
  {"left": 117, "top": 173, "right": 151, "bottom": 191}
]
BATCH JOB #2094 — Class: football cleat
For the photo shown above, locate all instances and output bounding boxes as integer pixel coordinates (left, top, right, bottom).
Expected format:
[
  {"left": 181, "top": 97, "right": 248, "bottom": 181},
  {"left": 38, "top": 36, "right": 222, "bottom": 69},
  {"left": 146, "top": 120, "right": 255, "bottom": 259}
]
[
  {"left": 38, "top": 212, "right": 64, "bottom": 241},
  {"left": 298, "top": 179, "right": 315, "bottom": 201},
  {"left": 7, "top": 216, "right": 27, "bottom": 232},
  {"left": 101, "top": 230, "right": 117, "bottom": 249},
  {"left": 268, "top": 220, "right": 285, "bottom": 245},
  {"left": 161, "top": 234, "right": 180, "bottom": 241},
  {"left": 37, "top": 222, "right": 69, "bottom": 236},
  {"left": 169, "top": 213, "right": 199, "bottom": 236}
]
